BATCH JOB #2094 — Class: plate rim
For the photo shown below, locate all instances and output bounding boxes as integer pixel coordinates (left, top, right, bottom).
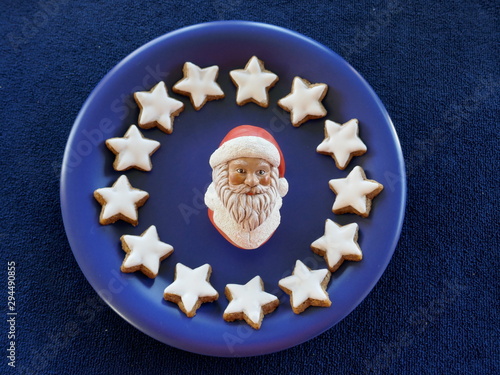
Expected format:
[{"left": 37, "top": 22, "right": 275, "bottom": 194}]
[{"left": 60, "top": 20, "right": 407, "bottom": 357}]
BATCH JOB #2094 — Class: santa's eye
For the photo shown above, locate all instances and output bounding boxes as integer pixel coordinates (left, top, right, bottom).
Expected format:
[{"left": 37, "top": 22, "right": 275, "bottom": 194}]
[
  {"left": 257, "top": 170, "right": 267, "bottom": 176},
  {"left": 236, "top": 168, "right": 245, "bottom": 174}
]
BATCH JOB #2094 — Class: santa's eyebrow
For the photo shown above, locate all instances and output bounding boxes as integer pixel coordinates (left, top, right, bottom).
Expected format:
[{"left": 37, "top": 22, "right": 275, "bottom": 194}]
[
  {"left": 230, "top": 160, "right": 249, "bottom": 167},
  {"left": 256, "top": 161, "right": 271, "bottom": 169}
]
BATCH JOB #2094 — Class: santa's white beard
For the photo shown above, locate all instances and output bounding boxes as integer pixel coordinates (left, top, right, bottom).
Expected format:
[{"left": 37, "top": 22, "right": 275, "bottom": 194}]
[{"left": 213, "top": 164, "right": 280, "bottom": 232}]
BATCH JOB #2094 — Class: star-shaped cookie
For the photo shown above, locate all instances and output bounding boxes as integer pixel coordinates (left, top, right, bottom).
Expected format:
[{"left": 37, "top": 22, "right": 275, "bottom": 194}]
[
  {"left": 172, "top": 62, "right": 224, "bottom": 110},
  {"left": 105, "top": 125, "right": 160, "bottom": 171},
  {"left": 163, "top": 263, "right": 219, "bottom": 317},
  {"left": 120, "top": 225, "right": 173, "bottom": 278},
  {"left": 278, "top": 260, "right": 331, "bottom": 314},
  {"left": 134, "top": 81, "right": 184, "bottom": 134},
  {"left": 277, "top": 76, "right": 328, "bottom": 127},
  {"left": 310, "top": 219, "right": 362, "bottom": 272},
  {"left": 93, "top": 175, "right": 149, "bottom": 226},
  {"left": 329, "top": 166, "right": 383, "bottom": 217},
  {"left": 317, "top": 119, "right": 367, "bottom": 170},
  {"left": 229, "top": 56, "right": 278, "bottom": 107},
  {"left": 223, "top": 276, "right": 279, "bottom": 330}
]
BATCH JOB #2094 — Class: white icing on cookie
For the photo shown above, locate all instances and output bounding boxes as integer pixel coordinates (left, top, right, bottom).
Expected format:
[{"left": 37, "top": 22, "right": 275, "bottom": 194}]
[
  {"left": 277, "top": 76, "right": 328, "bottom": 127},
  {"left": 105, "top": 125, "right": 160, "bottom": 171},
  {"left": 229, "top": 56, "right": 278, "bottom": 107},
  {"left": 223, "top": 276, "right": 278, "bottom": 329},
  {"left": 278, "top": 260, "right": 331, "bottom": 311},
  {"left": 310, "top": 219, "right": 362, "bottom": 272},
  {"left": 316, "top": 119, "right": 367, "bottom": 170},
  {"left": 163, "top": 263, "right": 218, "bottom": 317},
  {"left": 93, "top": 175, "right": 149, "bottom": 226},
  {"left": 172, "top": 62, "right": 224, "bottom": 110},
  {"left": 134, "top": 81, "right": 184, "bottom": 134},
  {"left": 120, "top": 225, "right": 173, "bottom": 278},
  {"left": 328, "top": 166, "right": 383, "bottom": 217}
]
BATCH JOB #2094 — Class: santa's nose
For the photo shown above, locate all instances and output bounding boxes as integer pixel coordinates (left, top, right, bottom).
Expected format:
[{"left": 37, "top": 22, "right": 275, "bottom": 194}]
[{"left": 244, "top": 174, "right": 259, "bottom": 187}]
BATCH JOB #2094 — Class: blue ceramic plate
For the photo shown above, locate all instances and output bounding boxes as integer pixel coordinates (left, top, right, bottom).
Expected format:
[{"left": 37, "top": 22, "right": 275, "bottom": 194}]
[{"left": 61, "top": 21, "right": 406, "bottom": 357}]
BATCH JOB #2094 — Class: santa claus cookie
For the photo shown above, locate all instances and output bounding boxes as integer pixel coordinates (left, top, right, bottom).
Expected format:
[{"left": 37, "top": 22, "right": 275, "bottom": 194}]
[
  {"left": 229, "top": 56, "right": 278, "bottom": 108},
  {"left": 204, "top": 125, "right": 289, "bottom": 249},
  {"left": 93, "top": 175, "right": 149, "bottom": 226},
  {"left": 105, "top": 125, "right": 160, "bottom": 172},
  {"left": 316, "top": 119, "right": 367, "bottom": 170},
  {"left": 223, "top": 276, "right": 279, "bottom": 330},
  {"left": 329, "top": 166, "right": 383, "bottom": 217},
  {"left": 163, "top": 263, "right": 219, "bottom": 317},
  {"left": 172, "top": 62, "right": 225, "bottom": 110},
  {"left": 310, "top": 219, "right": 362, "bottom": 272},
  {"left": 120, "top": 225, "right": 173, "bottom": 278},
  {"left": 279, "top": 260, "right": 331, "bottom": 314},
  {"left": 278, "top": 76, "right": 328, "bottom": 127},
  {"left": 134, "top": 81, "right": 184, "bottom": 134}
]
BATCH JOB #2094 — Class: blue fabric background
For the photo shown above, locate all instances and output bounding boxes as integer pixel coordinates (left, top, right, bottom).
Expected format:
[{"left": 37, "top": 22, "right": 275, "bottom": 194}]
[{"left": 1, "top": 0, "right": 498, "bottom": 374}]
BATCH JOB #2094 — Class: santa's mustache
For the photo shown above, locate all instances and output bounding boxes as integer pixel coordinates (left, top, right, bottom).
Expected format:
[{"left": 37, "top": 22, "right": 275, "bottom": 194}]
[{"left": 228, "top": 184, "right": 268, "bottom": 195}]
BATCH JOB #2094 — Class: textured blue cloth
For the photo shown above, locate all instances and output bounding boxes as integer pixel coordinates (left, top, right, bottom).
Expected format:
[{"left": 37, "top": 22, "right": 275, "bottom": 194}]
[{"left": 1, "top": 0, "right": 498, "bottom": 374}]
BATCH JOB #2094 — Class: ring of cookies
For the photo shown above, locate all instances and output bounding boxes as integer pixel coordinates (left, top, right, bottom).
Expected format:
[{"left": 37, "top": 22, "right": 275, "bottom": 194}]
[{"left": 93, "top": 56, "right": 384, "bottom": 330}]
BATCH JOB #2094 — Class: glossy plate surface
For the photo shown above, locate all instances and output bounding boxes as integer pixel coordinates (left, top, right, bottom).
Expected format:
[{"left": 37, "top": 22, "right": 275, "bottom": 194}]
[{"left": 61, "top": 21, "right": 406, "bottom": 357}]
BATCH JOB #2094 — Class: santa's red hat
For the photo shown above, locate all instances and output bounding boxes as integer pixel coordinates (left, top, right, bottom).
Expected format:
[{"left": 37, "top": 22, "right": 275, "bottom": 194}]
[{"left": 209, "top": 125, "right": 288, "bottom": 196}]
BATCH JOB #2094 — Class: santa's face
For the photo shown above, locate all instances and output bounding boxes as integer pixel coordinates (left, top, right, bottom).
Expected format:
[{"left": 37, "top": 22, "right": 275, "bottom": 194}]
[
  {"left": 213, "top": 158, "right": 280, "bottom": 232},
  {"left": 205, "top": 125, "right": 289, "bottom": 249},
  {"left": 227, "top": 157, "right": 272, "bottom": 191}
]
